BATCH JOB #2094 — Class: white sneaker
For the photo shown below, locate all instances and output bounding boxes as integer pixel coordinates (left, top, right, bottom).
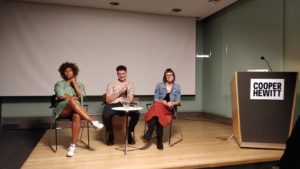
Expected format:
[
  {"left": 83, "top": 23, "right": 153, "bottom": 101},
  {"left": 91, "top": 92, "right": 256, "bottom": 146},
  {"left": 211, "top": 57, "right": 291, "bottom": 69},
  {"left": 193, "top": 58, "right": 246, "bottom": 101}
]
[
  {"left": 92, "top": 121, "right": 104, "bottom": 130},
  {"left": 66, "top": 144, "right": 76, "bottom": 157}
]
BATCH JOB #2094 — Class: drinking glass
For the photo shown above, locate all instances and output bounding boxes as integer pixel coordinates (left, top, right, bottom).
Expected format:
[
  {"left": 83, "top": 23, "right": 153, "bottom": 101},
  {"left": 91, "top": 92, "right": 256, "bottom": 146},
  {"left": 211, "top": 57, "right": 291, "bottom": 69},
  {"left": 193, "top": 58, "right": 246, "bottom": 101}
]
[
  {"left": 122, "top": 98, "right": 130, "bottom": 109},
  {"left": 133, "top": 98, "right": 140, "bottom": 107}
]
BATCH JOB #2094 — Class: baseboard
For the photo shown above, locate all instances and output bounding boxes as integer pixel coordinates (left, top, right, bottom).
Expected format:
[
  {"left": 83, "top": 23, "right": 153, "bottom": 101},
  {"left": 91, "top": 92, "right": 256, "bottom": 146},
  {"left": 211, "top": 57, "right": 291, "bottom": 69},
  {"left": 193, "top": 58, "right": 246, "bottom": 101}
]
[
  {"left": 1, "top": 112, "right": 232, "bottom": 130},
  {"left": 199, "top": 112, "right": 232, "bottom": 125}
]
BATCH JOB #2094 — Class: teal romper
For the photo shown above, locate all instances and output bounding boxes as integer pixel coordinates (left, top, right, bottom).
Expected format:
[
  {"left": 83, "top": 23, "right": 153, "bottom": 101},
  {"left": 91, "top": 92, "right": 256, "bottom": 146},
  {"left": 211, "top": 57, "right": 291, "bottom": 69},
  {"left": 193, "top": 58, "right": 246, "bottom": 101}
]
[{"left": 54, "top": 80, "right": 85, "bottom": 118}]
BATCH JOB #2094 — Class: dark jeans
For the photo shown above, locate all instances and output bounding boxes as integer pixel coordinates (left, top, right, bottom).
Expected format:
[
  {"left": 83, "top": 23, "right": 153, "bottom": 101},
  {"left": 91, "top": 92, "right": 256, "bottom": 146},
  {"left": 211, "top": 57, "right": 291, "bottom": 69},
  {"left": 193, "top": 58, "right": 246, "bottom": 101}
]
[
  {"left": 102, "top": 102, "right": 140, "bottom": 133},
  {"left": 144, "top": 116, "right": 163, "bottom": 140}
]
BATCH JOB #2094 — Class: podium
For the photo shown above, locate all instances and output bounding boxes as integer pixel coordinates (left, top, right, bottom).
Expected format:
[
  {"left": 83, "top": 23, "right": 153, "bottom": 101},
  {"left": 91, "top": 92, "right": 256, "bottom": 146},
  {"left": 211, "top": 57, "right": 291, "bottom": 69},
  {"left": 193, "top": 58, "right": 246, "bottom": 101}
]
[{"left": 230, "top": 72, "right": 298, "bottom": 149}]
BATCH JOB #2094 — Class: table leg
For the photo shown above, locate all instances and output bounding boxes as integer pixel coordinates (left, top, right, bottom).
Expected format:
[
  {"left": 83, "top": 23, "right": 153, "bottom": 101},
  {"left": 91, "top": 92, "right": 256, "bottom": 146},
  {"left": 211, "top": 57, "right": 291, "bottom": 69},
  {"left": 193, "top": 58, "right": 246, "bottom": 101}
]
[
  {"left": 125, "top": 114, "right": 129, "bottom": 155},
  {"left": 0, "top": 102, "right": 2, "bottom": 130}
]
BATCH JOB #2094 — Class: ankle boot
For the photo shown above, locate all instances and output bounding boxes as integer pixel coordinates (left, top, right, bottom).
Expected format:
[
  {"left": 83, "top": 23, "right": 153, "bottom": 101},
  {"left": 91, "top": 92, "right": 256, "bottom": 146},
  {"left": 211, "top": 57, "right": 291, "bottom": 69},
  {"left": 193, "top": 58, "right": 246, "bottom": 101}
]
[
  {"left": 143, "top": 117, "right": 156, "bottom": 141},
  {"left": 128, "top": 131, "right": 135, "bottom": 145},
  {"left": 156, "top": 122, "right": 164, "bottom": 150},
  {"left": 157, "top": 137, "right": 164, "bottom": 150},
  {"left": 106, "top": 132, "right": 114, "bottom": 146}
]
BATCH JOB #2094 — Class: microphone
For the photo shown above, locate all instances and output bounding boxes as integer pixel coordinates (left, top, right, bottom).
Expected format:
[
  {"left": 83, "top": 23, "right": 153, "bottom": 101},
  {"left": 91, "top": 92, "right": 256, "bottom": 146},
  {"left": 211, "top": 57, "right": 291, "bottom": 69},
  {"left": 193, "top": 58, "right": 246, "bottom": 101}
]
[{"left": 260, "top": 56, "right": 273, "bottom": 72}]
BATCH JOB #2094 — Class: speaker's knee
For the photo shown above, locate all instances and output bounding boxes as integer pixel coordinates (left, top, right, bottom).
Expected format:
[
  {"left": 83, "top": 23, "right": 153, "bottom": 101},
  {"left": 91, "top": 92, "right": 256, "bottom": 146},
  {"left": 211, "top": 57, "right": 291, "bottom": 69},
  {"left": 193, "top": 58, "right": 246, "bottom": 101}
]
[{"left": 72, "top": 113, "right": 81, "bottom": 121}]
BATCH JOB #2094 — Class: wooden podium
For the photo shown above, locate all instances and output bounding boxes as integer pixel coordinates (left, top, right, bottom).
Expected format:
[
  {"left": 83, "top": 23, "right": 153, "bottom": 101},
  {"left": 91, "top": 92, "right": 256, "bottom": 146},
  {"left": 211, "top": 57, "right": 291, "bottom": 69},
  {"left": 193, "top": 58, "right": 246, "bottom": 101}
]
[{"left": 231, "top": 72, "right": 298, "bottom": 149}]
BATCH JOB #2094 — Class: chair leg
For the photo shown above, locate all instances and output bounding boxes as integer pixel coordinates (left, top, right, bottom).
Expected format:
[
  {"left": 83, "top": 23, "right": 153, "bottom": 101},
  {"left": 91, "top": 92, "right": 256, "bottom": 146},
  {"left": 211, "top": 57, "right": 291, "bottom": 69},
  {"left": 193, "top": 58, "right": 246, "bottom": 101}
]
[
  {"left": 87, "top": 120, "right": 90, "bottom": 149},
  {"left": 81, "top": 105, "right": 90, "bottom": 149},
  {"left": 144, "top": 121, "right": 147, "bottom": 135},
  {"left": 55, "top": 121, "right": 58, "bottom": 152},
  {"left": 169, "top": 120, "right": 173, "bottom": 145},
  {"left": 169, "top": 119, "right": 183, "bottom": 147},
  {"left": 80, "top": 120, "right": 90, "bottom": 149},
  {"left": 80, "top": 122, "right": 83, "bottom": 141},
  {"left": 48, "top": 113, "right": 57, "bottom": 152}
]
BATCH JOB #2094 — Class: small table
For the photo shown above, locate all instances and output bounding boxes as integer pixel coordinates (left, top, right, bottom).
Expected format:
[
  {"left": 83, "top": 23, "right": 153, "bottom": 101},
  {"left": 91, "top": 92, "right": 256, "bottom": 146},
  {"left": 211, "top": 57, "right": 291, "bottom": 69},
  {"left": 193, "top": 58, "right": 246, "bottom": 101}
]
[{"left": 111, "top": 106, "right": 143, "bottom": 155}]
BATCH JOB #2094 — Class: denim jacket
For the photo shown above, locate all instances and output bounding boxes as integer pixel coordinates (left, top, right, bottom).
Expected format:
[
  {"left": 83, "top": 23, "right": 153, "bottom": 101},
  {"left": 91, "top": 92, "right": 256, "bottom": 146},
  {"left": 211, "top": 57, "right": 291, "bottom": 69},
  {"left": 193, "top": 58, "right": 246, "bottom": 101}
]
[{"left": 154, "top": 82, "right": 181, "bottom": 102}]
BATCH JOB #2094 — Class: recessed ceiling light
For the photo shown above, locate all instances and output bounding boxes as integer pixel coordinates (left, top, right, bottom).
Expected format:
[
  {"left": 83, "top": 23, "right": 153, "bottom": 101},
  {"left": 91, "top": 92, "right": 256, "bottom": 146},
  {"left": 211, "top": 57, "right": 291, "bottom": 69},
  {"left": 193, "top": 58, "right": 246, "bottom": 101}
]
[
  {"left": 172, "top": 8, "right": 182, "bottom": 12},
  {"left": 110, "top": 2, "right": 120, "bottom": 6}
]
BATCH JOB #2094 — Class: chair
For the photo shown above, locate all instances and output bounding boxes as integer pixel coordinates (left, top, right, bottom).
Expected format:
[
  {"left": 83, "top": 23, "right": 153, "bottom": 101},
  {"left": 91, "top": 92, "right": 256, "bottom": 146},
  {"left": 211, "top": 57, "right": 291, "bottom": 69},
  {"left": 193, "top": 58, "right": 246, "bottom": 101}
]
[
  {"left": 144, "top": 103, "right": 183, "bottom": 146},
  {"left": 48, "top": 95, "right": 90, "bottom": 152}
]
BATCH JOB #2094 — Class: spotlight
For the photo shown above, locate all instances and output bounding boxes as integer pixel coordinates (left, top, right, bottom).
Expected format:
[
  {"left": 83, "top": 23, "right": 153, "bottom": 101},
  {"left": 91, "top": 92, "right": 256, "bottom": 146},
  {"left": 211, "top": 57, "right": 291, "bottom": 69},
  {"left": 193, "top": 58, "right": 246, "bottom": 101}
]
[
  {"left": 172, "top": 8, "right": 182, "bottom": 12},
  {"left": 110, "top": 1, "right": 120, "bottom": 6}
]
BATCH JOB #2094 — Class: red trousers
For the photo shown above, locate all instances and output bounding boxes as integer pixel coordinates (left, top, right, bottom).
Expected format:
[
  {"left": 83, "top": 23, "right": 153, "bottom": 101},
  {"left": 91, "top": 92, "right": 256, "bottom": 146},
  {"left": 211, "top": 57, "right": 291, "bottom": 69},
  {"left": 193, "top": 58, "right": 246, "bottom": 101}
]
[{"left": 144, "top": 102, "right": 172, "bottom": 128}]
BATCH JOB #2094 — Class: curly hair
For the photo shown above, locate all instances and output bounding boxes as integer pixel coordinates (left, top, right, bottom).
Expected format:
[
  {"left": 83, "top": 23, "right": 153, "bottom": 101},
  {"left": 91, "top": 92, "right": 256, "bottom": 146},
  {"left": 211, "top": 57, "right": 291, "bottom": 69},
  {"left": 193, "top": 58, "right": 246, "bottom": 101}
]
[{"left": 58, "top": 62, "right": 79, "bottom": 80}]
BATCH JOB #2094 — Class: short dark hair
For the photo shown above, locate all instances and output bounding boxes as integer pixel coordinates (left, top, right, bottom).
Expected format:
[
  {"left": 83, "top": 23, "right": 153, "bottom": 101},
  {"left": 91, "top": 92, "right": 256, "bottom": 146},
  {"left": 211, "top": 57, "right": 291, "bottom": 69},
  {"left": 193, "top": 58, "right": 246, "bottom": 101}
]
[
  {"left": 116, "top": 65, "right": 127, "bottom": 72},
  {"left": 163, "top": 68, "right": 175, "bottom": 83},
  {"left": 58, "top": 62, "right": 79, "bottom": 80}
]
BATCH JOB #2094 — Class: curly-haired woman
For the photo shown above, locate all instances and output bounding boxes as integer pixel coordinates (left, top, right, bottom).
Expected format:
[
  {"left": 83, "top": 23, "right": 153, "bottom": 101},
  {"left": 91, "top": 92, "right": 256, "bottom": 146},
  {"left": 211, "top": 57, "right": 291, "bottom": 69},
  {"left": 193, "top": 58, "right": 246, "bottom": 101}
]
[{"left": 54, "top": 62, "right": 103, "bottom": 157}]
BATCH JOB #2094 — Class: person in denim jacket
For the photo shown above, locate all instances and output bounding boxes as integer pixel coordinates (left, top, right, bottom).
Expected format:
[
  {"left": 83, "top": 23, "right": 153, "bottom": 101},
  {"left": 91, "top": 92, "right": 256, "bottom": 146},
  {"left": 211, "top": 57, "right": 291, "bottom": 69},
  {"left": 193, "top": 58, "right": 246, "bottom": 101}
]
[{"left": 143, "top": 68, "right": 181, "bottom": 150}]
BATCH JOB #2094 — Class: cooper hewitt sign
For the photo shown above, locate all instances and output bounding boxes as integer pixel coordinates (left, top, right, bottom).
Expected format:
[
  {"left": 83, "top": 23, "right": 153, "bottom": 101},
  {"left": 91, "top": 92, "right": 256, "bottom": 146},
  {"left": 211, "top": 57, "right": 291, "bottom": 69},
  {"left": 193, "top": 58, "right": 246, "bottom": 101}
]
[{"left": 250, "top": 79, "right": 284, "bottom": 100}]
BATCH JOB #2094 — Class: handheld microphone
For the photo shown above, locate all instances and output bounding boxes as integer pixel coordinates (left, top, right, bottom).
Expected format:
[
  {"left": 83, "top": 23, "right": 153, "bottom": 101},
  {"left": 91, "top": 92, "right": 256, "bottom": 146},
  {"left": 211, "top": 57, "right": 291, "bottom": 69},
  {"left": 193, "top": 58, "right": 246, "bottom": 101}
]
[{"left": 260, "top": 56, "right": 273, "bottom": 72}]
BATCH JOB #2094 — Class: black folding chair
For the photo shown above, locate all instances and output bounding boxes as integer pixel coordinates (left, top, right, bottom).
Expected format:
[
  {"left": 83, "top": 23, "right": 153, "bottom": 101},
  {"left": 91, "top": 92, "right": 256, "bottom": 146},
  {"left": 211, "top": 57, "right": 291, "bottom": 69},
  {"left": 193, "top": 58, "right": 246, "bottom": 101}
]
[
  {"left": 144, "top": 103, "right": 183, "bottom": 146},
  {"left": 48, "top": 95, "right": 90, "bottom": 152}
]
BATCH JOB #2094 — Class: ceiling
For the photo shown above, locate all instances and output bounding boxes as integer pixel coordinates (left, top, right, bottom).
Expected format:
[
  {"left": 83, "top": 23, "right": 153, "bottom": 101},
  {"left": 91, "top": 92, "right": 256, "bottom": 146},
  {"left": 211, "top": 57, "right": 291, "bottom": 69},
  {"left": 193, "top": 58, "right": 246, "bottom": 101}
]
[{"left": 18, "top": 0, "right": 238, "bottom": 20}]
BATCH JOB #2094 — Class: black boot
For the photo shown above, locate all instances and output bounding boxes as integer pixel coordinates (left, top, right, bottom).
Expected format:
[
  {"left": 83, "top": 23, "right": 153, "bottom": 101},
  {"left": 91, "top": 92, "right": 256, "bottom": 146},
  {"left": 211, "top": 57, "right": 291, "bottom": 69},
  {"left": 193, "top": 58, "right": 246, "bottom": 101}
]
[
  {"left": 128, "top": 131, "right": 135, "bottom": 145},
  {"left": 157, "top": 137, "right": 164, "bottom": 150},
  {"left": 142, "top": 117, "right": 157, "bottom": 142},
  {"left": 156, "top": 122, "right": 164, "bottom": 150},
  {"left": 106, "top": 131, "right": 114, "bottom": 146}
]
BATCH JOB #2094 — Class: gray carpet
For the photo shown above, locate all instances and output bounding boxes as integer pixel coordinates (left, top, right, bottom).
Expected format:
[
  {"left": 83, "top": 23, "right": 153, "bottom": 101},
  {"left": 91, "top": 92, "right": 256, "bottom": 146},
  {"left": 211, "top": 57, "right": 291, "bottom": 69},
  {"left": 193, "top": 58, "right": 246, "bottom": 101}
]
[{"left": 0, "top": 129, "right": 45, "bottom": 169}]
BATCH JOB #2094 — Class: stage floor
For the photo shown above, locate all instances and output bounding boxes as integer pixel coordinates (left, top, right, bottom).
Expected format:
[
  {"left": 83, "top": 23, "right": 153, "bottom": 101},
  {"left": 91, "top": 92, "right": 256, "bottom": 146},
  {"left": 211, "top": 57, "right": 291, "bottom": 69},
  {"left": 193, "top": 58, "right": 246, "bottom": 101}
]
[{"left": 22, "top": 118, "right": 283, "bottom": 169}]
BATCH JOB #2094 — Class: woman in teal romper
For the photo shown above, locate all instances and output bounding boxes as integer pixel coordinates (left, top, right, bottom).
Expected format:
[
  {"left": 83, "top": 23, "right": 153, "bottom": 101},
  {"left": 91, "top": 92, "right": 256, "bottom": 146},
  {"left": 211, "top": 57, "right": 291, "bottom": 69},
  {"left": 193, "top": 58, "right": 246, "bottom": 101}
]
[{"left": 54, "top": 62, "right": 103, "bottom": 157}]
